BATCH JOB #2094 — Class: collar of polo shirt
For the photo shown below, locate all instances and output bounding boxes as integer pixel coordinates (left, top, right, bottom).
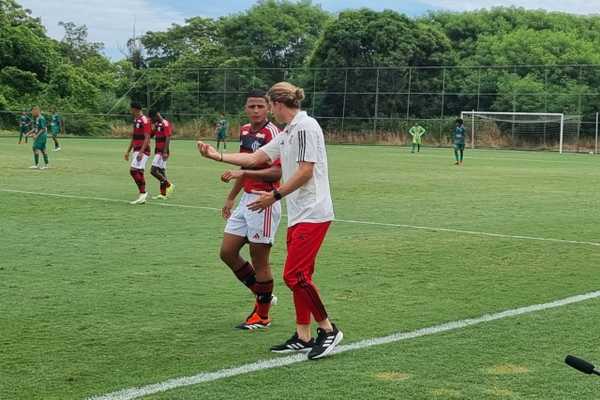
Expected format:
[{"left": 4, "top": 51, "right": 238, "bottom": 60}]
[{"left": 287, "top": 111, "right": 308, "bottom": 129}]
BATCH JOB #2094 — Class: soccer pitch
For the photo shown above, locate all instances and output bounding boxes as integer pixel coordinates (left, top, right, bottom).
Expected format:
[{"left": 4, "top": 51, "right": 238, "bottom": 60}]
[{"left": 2, "top": 137, "right": 600, "bottom": 400}]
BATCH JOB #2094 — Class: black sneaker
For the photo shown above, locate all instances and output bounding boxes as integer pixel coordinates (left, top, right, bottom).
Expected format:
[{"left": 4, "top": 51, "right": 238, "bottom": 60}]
[
  {"left": 307, "top": 324, "right": 343, "bottom": 360},
  {"left": 270, "top": 333, "right": 314, "bottom": 353}
]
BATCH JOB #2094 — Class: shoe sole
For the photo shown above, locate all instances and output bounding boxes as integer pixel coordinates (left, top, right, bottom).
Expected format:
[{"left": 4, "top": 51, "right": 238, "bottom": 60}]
[
  {"left": 236, "top": 322, "right": 271, "bottom": 330},
  {"left": 308, "top": 330, "right": 344, "bottom": 360},
  {"left": 270, "top": 347, "right": 312, "bottom": 354}
]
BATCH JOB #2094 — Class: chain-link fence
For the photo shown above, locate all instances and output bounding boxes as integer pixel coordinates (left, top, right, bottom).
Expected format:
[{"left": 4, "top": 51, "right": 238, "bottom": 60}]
[{"left": 3, "top": 64, "right": 600, "bottom": 152}]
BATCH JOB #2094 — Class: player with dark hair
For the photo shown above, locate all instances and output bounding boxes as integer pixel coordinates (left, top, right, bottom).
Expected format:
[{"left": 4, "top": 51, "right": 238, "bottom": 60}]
[
  {"left": 18, "top": 111, "right": 31, "bottom": 144},
  {"left": 124, "top": 102, "right": 152, "bottom": 204},
  {"left": 218, "top": 89, "right": 282, "bottom": 330},
  {"left": 215, "top": 112, "right": 228, "bottom": 151},
  {"left": 453, "top": 118, "right": 466, "bottom": 165},
  {"left": 149, "top": 109, "right": 174, "bottom": 200},
  {"left": 49, "top": 107, "right": 63, "bottom": 151}
]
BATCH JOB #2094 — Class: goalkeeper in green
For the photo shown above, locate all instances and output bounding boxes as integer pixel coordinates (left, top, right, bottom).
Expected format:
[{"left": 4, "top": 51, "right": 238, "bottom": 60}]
[{"left": 408, "top": 124, "right": 426, "bottom": 153}]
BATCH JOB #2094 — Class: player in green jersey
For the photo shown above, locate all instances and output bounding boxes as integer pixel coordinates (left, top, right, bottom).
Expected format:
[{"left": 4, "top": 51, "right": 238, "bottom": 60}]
[
  {"left": 49, "top": 108, "right": 63, "bottom": 151},
  {"left": 215, "top": 112, "right": 228, "bottom": 151},
  {"left": 18, "top": 111, "right": 32, "bottom": 144},
  {"left": 27, "top": 106, "right": 49, "bottom": 169},
  {"left": 453, "top": 118, "right": 466, "bottom": 165},
  {"left": 408, "top": 124, "right": 426, "bottom": 153}
]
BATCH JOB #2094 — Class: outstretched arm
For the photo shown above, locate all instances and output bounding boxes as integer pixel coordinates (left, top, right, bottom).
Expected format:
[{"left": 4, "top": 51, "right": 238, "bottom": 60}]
[{"left": 197, "top": 141, "right": 270, "bottom": 169}]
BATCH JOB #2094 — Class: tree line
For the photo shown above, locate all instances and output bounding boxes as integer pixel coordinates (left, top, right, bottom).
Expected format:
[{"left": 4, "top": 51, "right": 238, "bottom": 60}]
[{"left": 2, "top": 0, "right": 600, "bottom": 136}]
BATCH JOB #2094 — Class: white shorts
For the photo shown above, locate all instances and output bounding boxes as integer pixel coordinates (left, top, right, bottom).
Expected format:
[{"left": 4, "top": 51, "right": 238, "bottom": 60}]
[
  {"left": 130, "top": 151, "right": 149, "bottom": 170},
  {"left": 151, "top": 154, "right": 168, "bottom": 169},
  {"left": 225, "top": 192, "right": 282, "bottom": 245}
]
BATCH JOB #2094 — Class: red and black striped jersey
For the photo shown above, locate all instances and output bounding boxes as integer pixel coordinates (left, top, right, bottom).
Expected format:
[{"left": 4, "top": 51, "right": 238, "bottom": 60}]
[
  {"left": 132, "top": 115, "right": 152, "bottom": 155},
  {"left": 153, "top": 119, "right": 172, "bottom": 154},
  {"left": 239, "top": 121, "right": 281, "bottom": 193}
]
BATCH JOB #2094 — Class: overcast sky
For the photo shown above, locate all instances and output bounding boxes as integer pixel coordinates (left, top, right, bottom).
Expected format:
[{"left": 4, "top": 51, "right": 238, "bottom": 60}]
[{"left": 17, "top": 0, "right": 600, "bottom": 60}]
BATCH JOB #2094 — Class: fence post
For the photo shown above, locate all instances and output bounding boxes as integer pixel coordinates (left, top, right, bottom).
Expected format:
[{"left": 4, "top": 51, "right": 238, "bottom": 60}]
[
  {"left": 594, "top": 113, "right": 599, "bottom": 154},
  {"left": 576, "top": 66, "right": 583, "bottom": 153},
  {"left": 223, "top": 69, "right": 227, "bottom": 114},
  {"left": 341, "top": 68, "right": 348, "bottom": 132},
  {"left": 471, "top": 109, "right": 475, "bottom": 149},
  {"left": 439, "top": 67, "right": 446, "bottom": 141},
  {"left": 311, "top": 69, "right": 317, "bottom": 115},
  {"left": 406, "top": 67, "right": 412, "bottom": 120},
  {"left": 373, "top": 67, "right": 380, "bottom": 134},
  {"left": 196, "top": 70, "right": 200, "bottom": 114},
  {"left": 476, "top": 67, "right": 481, "bottom": 111}
]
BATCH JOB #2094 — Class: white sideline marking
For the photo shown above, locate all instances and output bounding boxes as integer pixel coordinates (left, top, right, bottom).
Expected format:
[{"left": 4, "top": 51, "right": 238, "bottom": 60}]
[
  {"left": 2, "top": 188, "right": 600, "bottom": 248},
  {"left": 334, "top": 218, "right": 600, "bottom": 247},
  {"left": 338, "top": 146, "right": 596, "bottom": 164},
  {"left": 87, "top": 290, "right": 600, "bottom": 400}
]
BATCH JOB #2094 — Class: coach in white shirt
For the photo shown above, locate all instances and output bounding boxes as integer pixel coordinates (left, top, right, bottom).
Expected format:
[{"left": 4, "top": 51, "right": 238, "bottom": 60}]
[{"left": 197, "top": 82, "right": 343, "bottom": 360}]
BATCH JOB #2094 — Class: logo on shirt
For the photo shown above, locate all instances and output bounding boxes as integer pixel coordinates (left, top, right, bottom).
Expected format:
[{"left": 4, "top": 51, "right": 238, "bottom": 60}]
[{"left": 251, "top": 141, "right": 261, "bottom": 152}]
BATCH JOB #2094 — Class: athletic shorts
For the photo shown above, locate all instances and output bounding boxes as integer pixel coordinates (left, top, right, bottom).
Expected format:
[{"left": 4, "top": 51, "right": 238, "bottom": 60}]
[
  {"left": 454, "top": 143, "right": 465, "bottom": 151},
  {"left": 50, "top": 130, "right": 60, "bottom": 137},
  {"left": 130, "top": 151, "right": 149, "bottom": 170},
  {"left": 32, "top": 137, "right": 47, "bottom": 151},
  {"left": 217, "top": 132, "right": 226, "bottom": 140},
  {"left": 151, "top": 154, "right": 168, "bottom": 169},
  {"left": 225, "top": 192, "right": 282, "bottom": 245}
]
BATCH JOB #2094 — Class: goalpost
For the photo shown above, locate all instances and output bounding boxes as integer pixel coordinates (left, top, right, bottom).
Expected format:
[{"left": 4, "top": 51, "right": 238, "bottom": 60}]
[{"left": 461, "top": 111, "right": 566, "bottom": 153}]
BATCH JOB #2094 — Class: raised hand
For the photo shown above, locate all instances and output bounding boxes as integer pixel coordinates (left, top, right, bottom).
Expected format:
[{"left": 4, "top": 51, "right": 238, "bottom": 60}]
[{"left": 196, "top": 141, "right": 221, "bottom": 161}]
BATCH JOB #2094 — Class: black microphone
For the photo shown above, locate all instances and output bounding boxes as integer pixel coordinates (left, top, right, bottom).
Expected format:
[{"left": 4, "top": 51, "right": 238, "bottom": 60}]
[{"left": 565, "top": 355, "right": 600, "bottom": 376}]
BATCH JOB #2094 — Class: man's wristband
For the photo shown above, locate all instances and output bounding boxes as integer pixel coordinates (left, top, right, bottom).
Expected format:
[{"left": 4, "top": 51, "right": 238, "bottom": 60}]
[{"left": 273, "top": 190, "right": 283, "bottom": 201}]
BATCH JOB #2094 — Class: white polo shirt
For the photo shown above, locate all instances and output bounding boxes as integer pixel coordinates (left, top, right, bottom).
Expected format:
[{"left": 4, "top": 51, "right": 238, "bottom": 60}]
[{"left": 259, "top": 111, "right": 334, "bottom": 228}]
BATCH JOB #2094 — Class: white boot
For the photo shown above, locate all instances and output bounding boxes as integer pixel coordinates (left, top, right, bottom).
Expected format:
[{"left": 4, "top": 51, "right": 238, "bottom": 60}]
[{"left": 130, "top": 192, "right": 148, "bottom": 205}]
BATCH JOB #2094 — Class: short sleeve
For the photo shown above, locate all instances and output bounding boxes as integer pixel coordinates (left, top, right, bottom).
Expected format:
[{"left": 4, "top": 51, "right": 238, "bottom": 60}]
[
  {"left": 259, "top": 137, "right": 281, "bottom": 163},
  {"left": 297, "top": 127, "right": 321, "bottom": 163},
  {"left": 144, "top": 119, "right": 152, "bottom": 135}
]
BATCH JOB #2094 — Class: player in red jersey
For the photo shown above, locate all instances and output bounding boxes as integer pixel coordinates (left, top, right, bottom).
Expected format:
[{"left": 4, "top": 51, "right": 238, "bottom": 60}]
[
  {"left": 218, "top": 90, "right": 282, "bottom": 330},
  {"left": 124, "top": 102, "right": 152, "bottom": 204},
  {"left": 149, "top": 110, "right": 174, "bottom": 200}
]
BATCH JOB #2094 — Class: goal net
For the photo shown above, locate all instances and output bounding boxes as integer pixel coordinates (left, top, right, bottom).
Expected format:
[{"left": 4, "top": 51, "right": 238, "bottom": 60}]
[{"left": 460, "top": 111, "right": 575, "bottom": 153}]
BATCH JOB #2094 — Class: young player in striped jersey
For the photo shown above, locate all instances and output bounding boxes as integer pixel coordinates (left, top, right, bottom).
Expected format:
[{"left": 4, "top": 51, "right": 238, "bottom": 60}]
[
  {"left": 219, "top": 90, "right": 282, "bottom": 330},
  {"left": 124, "top": 102, "right": 152, "bottom": 204},
  {"left": 149, "top": 110, "right": 174, "bottom": 200}
]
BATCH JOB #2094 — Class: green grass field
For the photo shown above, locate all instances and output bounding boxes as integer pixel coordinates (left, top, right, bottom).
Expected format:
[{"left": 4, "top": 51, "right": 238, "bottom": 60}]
[{"left": 2, "top": 137, "right": 600, "bottom": 400}]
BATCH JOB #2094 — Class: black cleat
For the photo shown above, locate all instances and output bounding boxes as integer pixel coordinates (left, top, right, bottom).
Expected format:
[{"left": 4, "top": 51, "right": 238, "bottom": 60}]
[
  {"left": 270, "top": 333, "right": 314, "bottom": 353},
  {"left": 307, "top": 324, "right": 343, "bottom": 360}
]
